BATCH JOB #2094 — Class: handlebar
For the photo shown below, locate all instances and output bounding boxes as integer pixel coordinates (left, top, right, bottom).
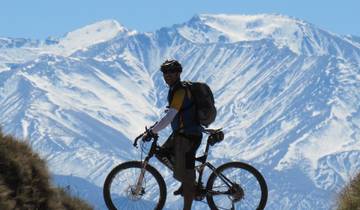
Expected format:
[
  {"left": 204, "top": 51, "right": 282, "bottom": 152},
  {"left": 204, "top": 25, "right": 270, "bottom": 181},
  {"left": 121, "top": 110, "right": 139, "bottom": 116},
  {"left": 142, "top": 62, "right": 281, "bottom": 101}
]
[
  {"left": 133, "top": 126, "right": 158, "bottom": 148},
  {"left": 133, "top": 126, "right": 223, "bottom": 147},
  {"left": 133, "top": 133, "right": 144, "bottom": 148}
]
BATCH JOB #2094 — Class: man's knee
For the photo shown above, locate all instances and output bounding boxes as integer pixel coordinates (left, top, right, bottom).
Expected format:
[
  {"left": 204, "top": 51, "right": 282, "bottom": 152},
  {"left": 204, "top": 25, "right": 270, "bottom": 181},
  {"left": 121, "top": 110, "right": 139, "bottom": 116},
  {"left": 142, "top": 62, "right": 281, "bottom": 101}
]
[{"left": 156, "top": 148, "right": 174, "bottom": 170}]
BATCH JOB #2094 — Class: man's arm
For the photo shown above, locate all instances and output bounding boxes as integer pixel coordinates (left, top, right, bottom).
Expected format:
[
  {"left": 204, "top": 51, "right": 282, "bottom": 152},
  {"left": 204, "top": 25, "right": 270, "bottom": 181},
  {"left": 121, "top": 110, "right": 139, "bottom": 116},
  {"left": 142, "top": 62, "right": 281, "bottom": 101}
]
[
  {"left": 151, "top": 108, "right": 178, "bottom": 133},
  {"left": 151, "top": 89, "right": 185, "bottom": 133}
]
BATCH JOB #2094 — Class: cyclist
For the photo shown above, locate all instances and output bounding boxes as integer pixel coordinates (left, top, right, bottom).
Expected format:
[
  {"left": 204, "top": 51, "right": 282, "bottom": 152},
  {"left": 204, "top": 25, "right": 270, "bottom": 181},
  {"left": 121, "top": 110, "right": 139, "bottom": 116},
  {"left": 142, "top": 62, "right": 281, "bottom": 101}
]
[{"left": 143, "top": 59, "right": 202, "bottom": 210}]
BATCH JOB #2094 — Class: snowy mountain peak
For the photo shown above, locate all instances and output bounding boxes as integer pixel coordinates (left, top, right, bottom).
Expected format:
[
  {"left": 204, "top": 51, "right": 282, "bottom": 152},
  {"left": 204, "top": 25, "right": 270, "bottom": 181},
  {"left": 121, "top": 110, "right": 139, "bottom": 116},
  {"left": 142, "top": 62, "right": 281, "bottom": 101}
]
[
  {"left": 62, "top": 19, "right": 127, "bottom": 40},
  {"left": 54, "top": 19, "right": 130, "bottom": 56},
  {"left": 177, "top": 13, "right": 314, "bottom": 53},
  {"left": 0, "top": 20, "right": 134, "bottom": 71},
  {"left": 198, "top": 13, "right": 307, "bottom": 38},
  {"left": 198, "top": 13, "right": 305, "bottom": 26},
  {"left": 1, "top": 13, "right": 360, "bottom": 210}
]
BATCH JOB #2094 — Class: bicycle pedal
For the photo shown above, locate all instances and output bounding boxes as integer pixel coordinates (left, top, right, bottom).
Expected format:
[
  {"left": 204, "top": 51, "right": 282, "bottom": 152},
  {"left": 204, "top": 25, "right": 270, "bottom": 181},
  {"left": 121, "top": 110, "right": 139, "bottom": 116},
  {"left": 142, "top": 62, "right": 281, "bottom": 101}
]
[{"left": 173, "top": 185, "right": 183, "bottom": 196}]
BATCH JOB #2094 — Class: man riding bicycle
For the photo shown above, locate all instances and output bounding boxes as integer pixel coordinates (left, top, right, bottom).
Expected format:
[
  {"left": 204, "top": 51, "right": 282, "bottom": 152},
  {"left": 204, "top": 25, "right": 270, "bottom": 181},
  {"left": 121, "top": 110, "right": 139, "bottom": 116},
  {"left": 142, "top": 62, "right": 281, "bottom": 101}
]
[
  {"left": 142, "top": 59, "right": 202, "bottom": 210},
  {"left": 103, "top": 59, "right": 268, "bottom": 210}
]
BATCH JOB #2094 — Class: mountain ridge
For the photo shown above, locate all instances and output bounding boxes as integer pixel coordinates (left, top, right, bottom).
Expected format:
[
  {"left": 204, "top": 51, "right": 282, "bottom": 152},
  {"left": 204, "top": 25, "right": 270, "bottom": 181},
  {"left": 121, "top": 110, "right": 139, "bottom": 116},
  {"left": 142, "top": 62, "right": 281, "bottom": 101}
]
[{"left": 1, "top": 13, "right": 360, "bottom": 210}]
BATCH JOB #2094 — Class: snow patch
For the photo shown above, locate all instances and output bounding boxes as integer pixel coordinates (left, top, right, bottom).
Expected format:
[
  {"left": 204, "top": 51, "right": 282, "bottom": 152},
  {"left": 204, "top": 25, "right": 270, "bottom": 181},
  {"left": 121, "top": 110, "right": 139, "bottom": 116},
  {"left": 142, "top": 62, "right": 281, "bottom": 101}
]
[{"left": 177, "top": 14, "right": 308, "bottom": 53}]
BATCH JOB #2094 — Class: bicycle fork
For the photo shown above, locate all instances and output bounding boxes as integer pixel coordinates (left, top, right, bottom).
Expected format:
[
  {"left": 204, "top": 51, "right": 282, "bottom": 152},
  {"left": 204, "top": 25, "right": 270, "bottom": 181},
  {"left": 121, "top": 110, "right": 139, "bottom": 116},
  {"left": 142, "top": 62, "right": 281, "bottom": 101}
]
[
  {"left": 133, "top": 138, "right": 158, "bottom": 196},
  {"left": 133, "top": 161, "right": 148, "bottom": 195}
]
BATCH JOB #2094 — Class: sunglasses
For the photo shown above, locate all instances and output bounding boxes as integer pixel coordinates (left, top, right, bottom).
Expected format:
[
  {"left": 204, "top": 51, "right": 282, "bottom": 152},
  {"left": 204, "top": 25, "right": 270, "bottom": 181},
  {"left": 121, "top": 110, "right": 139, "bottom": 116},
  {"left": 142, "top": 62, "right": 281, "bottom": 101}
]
[{"left": 161, "top": 70, "right": 178, "bottom": 75}]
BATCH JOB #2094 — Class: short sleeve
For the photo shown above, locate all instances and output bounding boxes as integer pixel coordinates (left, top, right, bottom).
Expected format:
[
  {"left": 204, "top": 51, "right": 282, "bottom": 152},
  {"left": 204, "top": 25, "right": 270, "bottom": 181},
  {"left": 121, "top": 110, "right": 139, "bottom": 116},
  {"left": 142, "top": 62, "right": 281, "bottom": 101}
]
[{"left": 170, "top": 89, "right": 185, "bottom": 111}]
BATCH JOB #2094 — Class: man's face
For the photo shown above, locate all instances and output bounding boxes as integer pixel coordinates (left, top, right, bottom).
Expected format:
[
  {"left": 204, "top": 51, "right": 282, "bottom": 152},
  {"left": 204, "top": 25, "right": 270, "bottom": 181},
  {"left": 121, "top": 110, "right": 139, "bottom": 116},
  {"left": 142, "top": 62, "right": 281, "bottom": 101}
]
[{"left": 163, "top": 71, "right": 180, "bottom": 86}]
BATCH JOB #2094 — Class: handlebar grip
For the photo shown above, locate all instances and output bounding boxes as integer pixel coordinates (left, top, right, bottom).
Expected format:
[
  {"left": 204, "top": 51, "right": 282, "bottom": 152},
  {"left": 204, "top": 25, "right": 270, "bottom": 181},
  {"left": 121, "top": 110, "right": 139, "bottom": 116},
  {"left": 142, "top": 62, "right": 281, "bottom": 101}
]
[
  {"left": 133, "top": 125, "right": 159, "bottom": 148},
  {"left": 133, "top": 133, "right": 144, "bottom": 147}
]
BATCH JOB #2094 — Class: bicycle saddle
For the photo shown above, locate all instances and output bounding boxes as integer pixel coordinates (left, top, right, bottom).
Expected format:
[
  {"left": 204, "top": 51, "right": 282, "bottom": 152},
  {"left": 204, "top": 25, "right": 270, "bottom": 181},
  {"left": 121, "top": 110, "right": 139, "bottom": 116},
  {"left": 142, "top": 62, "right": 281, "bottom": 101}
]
[{"left": 203, "top": 127, "right": 222, "bottom": 134}]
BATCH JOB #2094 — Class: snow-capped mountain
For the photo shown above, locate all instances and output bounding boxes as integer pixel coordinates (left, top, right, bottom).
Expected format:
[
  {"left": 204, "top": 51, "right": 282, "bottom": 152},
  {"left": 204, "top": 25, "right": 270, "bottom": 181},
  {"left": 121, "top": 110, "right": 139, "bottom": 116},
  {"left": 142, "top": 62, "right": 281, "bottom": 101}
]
[
  {"left": 0, "top": 20, "right": 133, "bottom": 72},
  {"left": 1, "top": 14, "right": 360, "bottom": 209}
]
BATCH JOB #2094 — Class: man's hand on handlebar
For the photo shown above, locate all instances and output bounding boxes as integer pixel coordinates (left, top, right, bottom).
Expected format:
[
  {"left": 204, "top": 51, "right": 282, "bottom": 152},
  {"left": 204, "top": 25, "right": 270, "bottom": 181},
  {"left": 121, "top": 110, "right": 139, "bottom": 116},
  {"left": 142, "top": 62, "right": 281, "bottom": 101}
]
[
  {"left": 142, "top": 129, "right": 157, "bottom": 142},
  {"left": 133, "top": 126, "right": 158, "bottom": 148}
]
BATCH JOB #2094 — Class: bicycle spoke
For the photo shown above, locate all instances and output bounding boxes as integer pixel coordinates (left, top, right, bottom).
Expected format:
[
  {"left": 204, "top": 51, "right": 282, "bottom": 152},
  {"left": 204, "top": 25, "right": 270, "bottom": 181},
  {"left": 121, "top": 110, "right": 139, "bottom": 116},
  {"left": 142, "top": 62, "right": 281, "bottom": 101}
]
[
  {"left": 107, "top": 166, "right": 161, "bottom": 209},
  {"left": 206, "top": 162, "right": 267, "bottom": 210}
]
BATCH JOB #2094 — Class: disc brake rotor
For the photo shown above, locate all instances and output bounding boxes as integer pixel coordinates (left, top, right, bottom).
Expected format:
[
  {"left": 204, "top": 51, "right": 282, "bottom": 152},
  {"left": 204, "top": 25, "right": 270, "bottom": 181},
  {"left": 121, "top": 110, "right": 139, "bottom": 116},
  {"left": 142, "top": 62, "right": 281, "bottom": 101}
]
[
  {"left": 126, "top": 185, "right": 145, "bottom": 201},
  {"left": 230, "top": 184, "right": 244, "bottom": 202}
]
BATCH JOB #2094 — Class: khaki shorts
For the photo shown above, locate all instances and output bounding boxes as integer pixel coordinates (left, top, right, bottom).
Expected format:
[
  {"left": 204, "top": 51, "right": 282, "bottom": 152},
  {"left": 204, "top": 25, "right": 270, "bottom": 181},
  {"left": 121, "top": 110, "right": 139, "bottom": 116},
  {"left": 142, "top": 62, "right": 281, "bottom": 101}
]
[{"left": 161, "top": 133, "right": 201, "bottom": 183}]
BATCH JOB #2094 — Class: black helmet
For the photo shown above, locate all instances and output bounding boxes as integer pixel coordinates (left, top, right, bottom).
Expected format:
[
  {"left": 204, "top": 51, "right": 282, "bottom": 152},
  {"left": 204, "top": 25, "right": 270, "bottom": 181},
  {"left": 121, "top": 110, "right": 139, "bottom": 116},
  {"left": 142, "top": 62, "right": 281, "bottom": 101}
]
[{"left": 160, "top": 59, "right": 182, "bottom": 73}]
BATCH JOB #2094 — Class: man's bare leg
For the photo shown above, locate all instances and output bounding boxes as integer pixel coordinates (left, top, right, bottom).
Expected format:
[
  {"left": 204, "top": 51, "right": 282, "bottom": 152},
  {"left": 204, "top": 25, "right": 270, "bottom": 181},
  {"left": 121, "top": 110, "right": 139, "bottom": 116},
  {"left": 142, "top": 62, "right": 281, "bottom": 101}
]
[{"left": 182, "top": 180, "right": 195, "bottom": 210}]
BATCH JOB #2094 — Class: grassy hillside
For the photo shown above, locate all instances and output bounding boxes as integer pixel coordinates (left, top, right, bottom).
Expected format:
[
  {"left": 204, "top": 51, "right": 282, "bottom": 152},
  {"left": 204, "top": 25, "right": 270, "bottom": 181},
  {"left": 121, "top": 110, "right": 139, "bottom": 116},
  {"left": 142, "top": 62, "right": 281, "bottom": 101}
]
[
  {"left": 0, "top": 130, "right": 93, "bottom": 210},
  {"left": 337, "top": 173, "right": 360, "bottom": 210}
]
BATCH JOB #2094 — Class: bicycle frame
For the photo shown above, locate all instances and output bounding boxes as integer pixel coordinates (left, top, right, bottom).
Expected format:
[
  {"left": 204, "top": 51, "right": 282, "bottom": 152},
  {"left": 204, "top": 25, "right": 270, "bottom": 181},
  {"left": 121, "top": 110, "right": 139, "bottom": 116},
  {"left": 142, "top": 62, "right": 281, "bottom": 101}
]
[
  {"left": 195, "top": 140, "right": 237, "bottom": 194},
  {"left": 135, "top": 132, "right": 237, "bottom": 197},
  {"left": 104, "top": 129, "right": 267, "bottom": 210}
]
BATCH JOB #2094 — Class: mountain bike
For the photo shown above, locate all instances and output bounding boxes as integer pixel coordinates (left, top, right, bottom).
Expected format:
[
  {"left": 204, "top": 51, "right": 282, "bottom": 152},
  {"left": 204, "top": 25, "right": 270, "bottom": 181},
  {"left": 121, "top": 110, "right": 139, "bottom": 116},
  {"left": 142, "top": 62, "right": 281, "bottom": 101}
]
[{"left": 103, "top": 128, "right": 268, "bottom": 210}]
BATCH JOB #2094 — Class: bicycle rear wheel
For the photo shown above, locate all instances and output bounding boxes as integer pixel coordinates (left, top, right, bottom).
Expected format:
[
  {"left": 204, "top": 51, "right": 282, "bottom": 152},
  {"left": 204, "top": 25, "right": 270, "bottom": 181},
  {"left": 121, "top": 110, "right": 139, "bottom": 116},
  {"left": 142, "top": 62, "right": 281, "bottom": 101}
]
[
  {"left": 206, "top": 162, "right": 268, "bottom": 210},
  {"left": 103, "top": 161, "right": 167, "bottom": 210}
]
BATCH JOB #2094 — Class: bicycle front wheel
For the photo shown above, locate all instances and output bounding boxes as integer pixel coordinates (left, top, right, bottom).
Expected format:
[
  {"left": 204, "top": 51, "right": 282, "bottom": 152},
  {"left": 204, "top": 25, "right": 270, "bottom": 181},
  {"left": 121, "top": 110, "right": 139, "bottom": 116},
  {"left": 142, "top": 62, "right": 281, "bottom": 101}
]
[
  {"left": 206, "top": 162, "right": 268, "bottom": 210},
  {"left": 103, "top": 161, "right": 167, "bottom": 210}
]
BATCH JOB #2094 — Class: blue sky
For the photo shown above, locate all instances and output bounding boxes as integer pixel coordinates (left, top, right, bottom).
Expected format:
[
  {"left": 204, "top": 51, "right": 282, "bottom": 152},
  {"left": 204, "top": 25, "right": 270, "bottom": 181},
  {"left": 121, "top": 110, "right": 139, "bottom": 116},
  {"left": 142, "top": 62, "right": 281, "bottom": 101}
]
[{"left": 1, "top": 0, "right": 359, "bottom": 39}]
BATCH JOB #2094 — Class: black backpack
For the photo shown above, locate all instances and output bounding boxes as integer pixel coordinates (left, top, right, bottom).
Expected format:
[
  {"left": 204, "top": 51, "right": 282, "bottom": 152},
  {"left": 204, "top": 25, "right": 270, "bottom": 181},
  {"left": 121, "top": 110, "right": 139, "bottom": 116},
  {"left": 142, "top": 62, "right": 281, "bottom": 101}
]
[{"left": 182, "top": 81, "right": 217, "bottom": 127}]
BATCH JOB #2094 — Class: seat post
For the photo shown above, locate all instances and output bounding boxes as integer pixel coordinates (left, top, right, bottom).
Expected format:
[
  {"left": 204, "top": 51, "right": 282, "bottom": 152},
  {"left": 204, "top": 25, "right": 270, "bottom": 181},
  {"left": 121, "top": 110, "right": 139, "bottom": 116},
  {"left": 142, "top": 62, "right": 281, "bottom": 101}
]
[
  {"left": 204, "top": 138, "right": 211, "bottom": 155},
  {"left": 195, "top": 141, "right": 210, "bottom": 164}
]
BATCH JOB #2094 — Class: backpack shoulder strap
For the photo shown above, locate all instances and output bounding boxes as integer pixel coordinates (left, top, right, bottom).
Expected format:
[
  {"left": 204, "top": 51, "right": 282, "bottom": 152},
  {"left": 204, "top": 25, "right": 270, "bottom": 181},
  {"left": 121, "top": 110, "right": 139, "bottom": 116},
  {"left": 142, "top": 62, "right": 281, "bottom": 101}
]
[
  {"left": 181, "top": 81, "right": 193, "bottom": 99},
  {"left": 168, "top": 81, "right": 184, "bottom": 104},
  {"left": 178, "top": 81, "right": 195, "bottom": 112}
]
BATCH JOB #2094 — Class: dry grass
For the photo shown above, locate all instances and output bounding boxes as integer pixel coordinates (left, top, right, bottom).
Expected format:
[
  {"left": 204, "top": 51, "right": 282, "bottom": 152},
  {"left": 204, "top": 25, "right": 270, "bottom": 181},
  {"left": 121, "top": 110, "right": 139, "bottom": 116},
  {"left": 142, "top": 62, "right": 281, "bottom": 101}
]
[
  {"left": 0, "top": 129, "right": 93, "bottom": 210},
  {"left": 337, "top": 173, "right": 360, "bottom": 210}
]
